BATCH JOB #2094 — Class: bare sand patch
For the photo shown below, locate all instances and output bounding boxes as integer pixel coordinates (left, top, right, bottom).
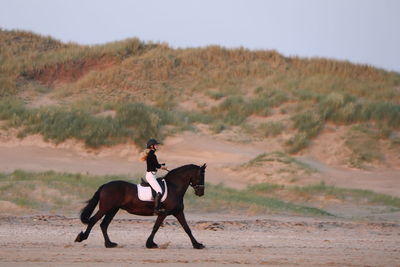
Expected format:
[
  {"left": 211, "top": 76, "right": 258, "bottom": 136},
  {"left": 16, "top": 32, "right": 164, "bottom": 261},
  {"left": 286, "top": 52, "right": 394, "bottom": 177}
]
[
  {"left": 0, "top": 130, "right": 399, "bottom": 196},
  {"left": 0, "top": 214, "right": 398, "bottom": 266}
]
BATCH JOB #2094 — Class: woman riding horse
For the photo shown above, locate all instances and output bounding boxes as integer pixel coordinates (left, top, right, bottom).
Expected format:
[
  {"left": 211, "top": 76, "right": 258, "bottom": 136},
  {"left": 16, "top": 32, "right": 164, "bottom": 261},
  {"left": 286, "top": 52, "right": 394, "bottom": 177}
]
[
  {"left": 142, "top": 138, "right": 168, "bottom": 214},
  {"left": 75, "top": 163, "right": 207, "bottom": 249}
]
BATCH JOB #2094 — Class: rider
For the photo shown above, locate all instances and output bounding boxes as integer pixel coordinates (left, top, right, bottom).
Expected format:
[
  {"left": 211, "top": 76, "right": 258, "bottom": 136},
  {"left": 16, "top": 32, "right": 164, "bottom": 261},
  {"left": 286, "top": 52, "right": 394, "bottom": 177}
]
[{"left": 142, "top": 138, "right": 168, "bottom": 214}]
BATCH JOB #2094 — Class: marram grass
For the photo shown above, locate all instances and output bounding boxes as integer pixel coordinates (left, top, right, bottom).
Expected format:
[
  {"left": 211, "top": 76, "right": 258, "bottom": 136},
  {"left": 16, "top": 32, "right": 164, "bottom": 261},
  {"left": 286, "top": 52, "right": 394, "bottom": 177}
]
[{"left": 1, "top": 29, "right": 400, "bottom": 155}]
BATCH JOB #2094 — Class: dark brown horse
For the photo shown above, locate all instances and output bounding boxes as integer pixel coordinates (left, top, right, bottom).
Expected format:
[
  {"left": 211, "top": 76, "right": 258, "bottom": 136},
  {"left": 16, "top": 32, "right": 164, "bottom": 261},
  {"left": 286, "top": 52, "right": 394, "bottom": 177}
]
[{"left": 75, "top": 164, "right": 206, "bottom": 249}]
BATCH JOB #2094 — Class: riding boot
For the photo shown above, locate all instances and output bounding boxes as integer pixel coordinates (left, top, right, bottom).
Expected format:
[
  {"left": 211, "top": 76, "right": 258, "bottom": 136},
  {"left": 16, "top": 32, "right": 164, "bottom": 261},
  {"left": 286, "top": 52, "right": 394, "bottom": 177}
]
[{"left": 154, "top": 192, "right": 164, "bottom": 214}]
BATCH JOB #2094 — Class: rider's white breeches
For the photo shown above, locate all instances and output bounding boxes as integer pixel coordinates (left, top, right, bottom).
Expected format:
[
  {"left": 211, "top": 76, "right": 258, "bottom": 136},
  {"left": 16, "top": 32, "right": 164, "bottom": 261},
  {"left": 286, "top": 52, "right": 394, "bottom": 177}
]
[{"left": 145, "top": 172, "right": 162, "bottom": 194}]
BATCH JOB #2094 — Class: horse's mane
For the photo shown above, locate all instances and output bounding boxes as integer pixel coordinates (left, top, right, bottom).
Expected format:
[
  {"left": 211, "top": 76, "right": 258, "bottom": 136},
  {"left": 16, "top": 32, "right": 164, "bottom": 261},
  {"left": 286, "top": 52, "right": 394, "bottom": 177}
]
[{"left": 164, "top": 164, "right": 199, "bottom": 180}]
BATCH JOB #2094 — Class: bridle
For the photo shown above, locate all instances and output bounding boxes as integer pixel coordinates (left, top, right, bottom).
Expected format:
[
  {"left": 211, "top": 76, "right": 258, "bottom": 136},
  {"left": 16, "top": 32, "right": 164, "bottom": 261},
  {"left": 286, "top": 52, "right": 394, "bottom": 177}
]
[
  {"left": 165, "top": 168, "right": 204, "bottom": 190},
  {"left": 191, "top": 184, "right": 205, "bottom": 190},
  {"left": 190, "top": 169, "right": 205, "bottom": 190}
]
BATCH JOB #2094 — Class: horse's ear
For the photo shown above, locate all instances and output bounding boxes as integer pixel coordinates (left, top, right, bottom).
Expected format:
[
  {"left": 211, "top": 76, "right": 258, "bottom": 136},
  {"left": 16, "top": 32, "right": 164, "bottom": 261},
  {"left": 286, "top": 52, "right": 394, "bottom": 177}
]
[{"left": 201, "top": 163, "right": 207, "bottom": 169}]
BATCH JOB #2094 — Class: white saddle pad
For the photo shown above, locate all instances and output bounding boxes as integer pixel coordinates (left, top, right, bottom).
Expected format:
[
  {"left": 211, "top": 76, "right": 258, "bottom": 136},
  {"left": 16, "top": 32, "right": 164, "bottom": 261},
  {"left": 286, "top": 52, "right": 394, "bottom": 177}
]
[{"left": 137, "top": 179, "right": 168, "bottom": 202}]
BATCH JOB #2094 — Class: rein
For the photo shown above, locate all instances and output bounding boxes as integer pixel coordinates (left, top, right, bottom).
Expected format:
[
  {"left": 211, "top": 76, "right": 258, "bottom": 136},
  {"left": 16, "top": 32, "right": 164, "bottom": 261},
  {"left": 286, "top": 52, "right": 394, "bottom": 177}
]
[{"left": 163, "top": 164, "right": 205, "bottom": 191}]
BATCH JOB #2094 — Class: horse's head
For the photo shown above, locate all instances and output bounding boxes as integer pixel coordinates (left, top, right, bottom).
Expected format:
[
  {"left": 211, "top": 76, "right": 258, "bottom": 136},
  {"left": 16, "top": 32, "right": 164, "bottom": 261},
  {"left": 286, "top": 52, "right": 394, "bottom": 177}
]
[{"left": 190, "top": 163, "right": 206, "bottom": 196}]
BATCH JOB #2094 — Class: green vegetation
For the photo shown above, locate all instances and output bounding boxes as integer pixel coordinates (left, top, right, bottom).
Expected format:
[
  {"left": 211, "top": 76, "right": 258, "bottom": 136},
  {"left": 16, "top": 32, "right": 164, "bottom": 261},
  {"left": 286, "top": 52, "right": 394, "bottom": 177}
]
[
  {"left": 2, "top": 170, "right": 399, "bottom": 218},
  {"left": 1, "top": 29, "right": 399, "bottom": 156},
  {"left": 1, "top": 30, "right": 399, "bottom": 222},
  {"left": 185, "top": 183, "right": 331, "bottom": 216},
  {"left": 0, "top": 98, "right": 198, "bottom": 147},
  {"left": 292, "top": 181, "right": 400, "bottom": 208},
  {"left": 343, "top": 124, "right": 384, "bottom": 168},
  {"left": 206, "top": 90, "right": 225, "bottom": 100},
  {"left": 242, "top": 151, "right": 315, "bottom": 173},
  {"left": 0, "top": 170, "right": 130, "bottom": 211},
  {"left": 248, "top": 181, "right": 400, "bottom": 210},
  {"left": 257, "top": 121, "right": 285, "bottom": 137},
  {"left": 0, "top": 170, "right": 330, "bottom": 216},
  {"left": 285, "top": 91, "right": 400, "bottom": 154}
]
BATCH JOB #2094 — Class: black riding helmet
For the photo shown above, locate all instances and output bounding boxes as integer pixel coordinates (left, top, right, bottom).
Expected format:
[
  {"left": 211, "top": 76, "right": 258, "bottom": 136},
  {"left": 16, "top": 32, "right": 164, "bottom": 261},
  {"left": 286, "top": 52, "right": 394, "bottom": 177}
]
[{"left": 146, "top": 138, "right": 160, "bottom": 148}]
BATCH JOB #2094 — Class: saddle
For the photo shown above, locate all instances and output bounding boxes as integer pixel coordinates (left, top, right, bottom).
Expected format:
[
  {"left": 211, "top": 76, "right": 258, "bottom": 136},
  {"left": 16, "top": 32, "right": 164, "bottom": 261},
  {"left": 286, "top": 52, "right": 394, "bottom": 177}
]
[{"left": 139, "top": 177, "right": 167, "bottom": 199}]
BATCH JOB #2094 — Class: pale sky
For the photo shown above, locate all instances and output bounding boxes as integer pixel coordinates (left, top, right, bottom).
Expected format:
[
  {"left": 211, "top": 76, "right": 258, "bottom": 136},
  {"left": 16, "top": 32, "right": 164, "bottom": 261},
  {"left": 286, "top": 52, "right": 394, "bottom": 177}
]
[{"left": 1, "top": 0, "right": 399, "bottom": 72}]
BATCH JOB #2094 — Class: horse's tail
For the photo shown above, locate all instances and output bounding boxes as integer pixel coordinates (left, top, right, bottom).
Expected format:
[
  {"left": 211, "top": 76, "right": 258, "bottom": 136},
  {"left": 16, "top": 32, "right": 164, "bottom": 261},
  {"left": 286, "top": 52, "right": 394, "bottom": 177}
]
[{"left": 80, "top": 185, "right": 103, "bottom": 224}]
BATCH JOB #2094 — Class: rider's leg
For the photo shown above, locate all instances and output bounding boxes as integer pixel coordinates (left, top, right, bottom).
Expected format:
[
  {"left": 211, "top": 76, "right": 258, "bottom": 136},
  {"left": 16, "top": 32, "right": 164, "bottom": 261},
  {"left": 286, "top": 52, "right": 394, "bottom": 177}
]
[{"left": 145, "top": 172, "right": 163, "bottom": 213}]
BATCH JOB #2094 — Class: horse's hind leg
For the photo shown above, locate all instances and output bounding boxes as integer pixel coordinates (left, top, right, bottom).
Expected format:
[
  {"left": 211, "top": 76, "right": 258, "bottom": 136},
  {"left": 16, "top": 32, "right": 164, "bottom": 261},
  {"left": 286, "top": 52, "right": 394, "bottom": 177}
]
[
  {"left": 100, "top": 208, "right": 119, "bottom": 248},
  {"left": 75, "top": 210, "right": 105, "bottom": 243}
]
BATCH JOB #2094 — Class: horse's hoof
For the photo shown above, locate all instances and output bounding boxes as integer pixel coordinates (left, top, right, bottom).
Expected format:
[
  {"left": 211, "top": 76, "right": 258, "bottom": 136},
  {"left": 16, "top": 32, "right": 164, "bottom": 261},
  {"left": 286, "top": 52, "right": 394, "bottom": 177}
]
[
  {"left": 74, "top": 232, "right": 84, "bottom": 242},
  {"left": 146, "top": 242, "right": 159, "bottom": 249},
  {"left": 105, "top": 242, "right": 118, "bottom": 248},
  {"left": 193, "top": 243, "right": 205, "bottom": 249}
]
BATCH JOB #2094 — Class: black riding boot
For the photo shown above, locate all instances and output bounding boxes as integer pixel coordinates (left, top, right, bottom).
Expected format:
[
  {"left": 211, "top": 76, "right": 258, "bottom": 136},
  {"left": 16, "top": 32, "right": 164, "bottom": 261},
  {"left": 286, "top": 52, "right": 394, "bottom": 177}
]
[{"left": 154, "top": 192, "right": 163, "bottom": 214}]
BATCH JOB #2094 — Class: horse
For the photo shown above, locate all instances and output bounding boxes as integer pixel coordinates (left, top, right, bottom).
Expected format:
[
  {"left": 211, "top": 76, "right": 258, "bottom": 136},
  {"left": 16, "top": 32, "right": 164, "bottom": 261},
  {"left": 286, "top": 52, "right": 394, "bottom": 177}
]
[{"left": 75, "top": 163, "right": 206, "bottom": 249}]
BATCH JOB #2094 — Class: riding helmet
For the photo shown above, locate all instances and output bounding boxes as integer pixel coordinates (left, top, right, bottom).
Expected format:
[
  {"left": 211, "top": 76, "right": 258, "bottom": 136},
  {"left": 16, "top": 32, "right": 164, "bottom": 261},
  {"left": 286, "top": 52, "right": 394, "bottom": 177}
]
[{"left": 146, "top": 138, "right": 160, "bottom": 148}]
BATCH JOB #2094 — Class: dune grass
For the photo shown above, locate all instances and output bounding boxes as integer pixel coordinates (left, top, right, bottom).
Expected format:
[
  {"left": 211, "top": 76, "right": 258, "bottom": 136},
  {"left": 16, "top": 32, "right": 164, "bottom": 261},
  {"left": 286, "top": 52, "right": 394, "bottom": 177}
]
[
  {"left": 0, "top": 170, "right": 332, "bottom": 216},
  {"left": 257, "top": 121, "right": 286, "bottom": 137},
  {"left": 3, "top": 169, "right": 400, "bottom": 218},
  {"left": 0, "top": 98, "right": 200, "bottom": 147},
  {"left": 241, "top": 151, "right": 315, "bottom": 174},
  {"left": 292, "top": 181, "right": 400, "bottom": 208},
  {"left": 1, "top": 92, "right": 397, "bottom": 166},
  {"left": 1, "top": 29, "right": 400, "bottom": 156},
  {"left": 285, "top": 91, "right": 400, "bottom": 154},
  {"left": 3, "top": 29, "right": 399, "bottom": 102},
  {"left": 343, "top": 124, "right": 384, "bottom": 168},
  {"left": 2, "top": 170, "right": 399, "bottom": 217},
  {"left": 0, "top": 170, "right": 129, "bottom": 212},
  {"left": 248, "top": 181, "right": 400, "bottom": 209},
  {"left": 185, "top": 183, "right": 331, "bottom": 216}
]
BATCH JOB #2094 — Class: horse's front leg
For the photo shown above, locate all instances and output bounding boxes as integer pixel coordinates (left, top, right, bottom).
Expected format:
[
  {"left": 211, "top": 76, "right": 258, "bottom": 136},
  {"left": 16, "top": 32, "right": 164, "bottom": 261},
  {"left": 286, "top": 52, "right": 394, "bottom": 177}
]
[
  {"left": 146, "top": 213, "right": 167, "bottom": 248},
  {"left": 174, "top": 210, "right": 205, "bottom": 249}
]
